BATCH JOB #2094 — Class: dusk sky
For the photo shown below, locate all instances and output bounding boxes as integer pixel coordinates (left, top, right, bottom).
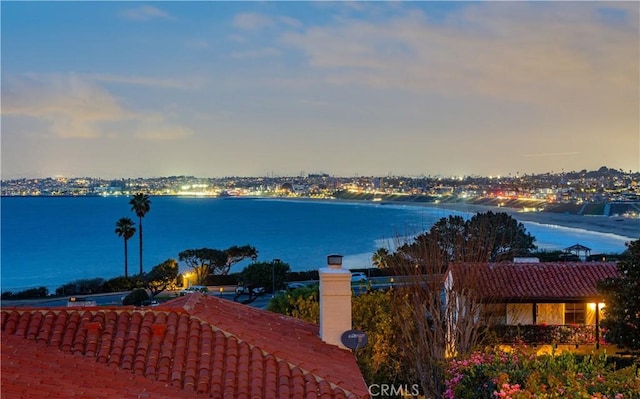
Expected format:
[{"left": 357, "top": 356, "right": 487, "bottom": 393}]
[{"left": 2, "top": 1, "right": 638, "bottom": 179}]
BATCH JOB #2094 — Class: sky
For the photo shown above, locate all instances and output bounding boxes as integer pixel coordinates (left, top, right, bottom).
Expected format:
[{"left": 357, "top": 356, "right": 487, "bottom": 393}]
[{"left": 1, "top": 1, "right": 638, "bottom": 179}]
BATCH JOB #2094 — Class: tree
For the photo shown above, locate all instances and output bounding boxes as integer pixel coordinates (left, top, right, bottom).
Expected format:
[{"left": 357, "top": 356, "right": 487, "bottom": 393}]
[
  {"left": 599, "top": 239, "right": 640, "bottom": 351},
  {"left": 122, "top": 288, "right": 149, "bottom": 306},
  {"left": 146, "top": 259, "right": 178, "bottom": 296},
  {"left": 223, "top": 245, "right": 258, "bottom": 275},
  {"left": 178, "top": 248, "right": 228, "bottom": 285},
  {"left": 114, "top": 217, "right": 136, "bottom": 278},
  {"left": 129, "top": 193, "right": 151, "bottom": 275},
  {"left": 467, "top": 211, "right": 536, "bottom": 261},
  {"left": 372, "top": 248, "right": 390, "bottom": 269},
  {"left": 383, "top": 211, "right": 535, "bottom": 397},
  {"left": 239, "top": 260, "right": 290, "bottom": 293},
  {"left": 395, "top": 211, "right": 537, "bottom": 274}
]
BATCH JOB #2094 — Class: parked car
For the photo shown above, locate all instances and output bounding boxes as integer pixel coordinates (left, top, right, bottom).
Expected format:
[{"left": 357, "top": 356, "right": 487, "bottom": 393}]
[
  {"left": 235, "top": 283, "right": 265, "bottom": 295},
  {"left": 351, "top": 272, "right": 368, "bottom": 283},
  {"left": 179, "top": 286, "right": 208, "bottom": 296}
]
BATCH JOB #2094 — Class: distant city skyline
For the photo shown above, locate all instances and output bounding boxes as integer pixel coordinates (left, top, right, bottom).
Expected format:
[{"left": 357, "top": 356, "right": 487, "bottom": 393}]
[{"left": 2, "top": 1, "right": 638, "bottom": 179}]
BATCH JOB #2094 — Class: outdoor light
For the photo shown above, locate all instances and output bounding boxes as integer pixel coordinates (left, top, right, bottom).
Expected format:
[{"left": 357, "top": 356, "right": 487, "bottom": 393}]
[{"left": 327, "top": 254, "right": 343, "bottom": 268}]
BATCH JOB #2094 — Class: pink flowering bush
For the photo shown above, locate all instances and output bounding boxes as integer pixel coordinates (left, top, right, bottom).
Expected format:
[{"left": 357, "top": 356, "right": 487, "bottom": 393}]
[{"left": 444, "top": 347, "right": 640, "bottom": 399}]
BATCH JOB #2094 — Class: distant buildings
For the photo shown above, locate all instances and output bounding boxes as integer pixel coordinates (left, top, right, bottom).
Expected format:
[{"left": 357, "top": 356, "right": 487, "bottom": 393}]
[{"left": 2, "top": 168, "right": 638, "bottom": 218}]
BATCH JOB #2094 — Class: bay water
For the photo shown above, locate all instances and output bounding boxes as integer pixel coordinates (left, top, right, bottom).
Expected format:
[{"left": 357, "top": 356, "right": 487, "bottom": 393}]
[{"left": 0, "top": 196, "right": 632, "bottom": 292}]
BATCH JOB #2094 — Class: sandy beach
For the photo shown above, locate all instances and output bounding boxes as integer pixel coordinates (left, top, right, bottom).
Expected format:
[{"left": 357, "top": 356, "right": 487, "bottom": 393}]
[
  {"left": 279, "top": 197, "right": 640, "bottom": 241},
  {"left": 426, "top": 202, "right": 640, "bottom": 240}
]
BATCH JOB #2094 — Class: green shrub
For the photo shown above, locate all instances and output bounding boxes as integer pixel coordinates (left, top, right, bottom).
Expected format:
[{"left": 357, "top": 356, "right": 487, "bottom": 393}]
[
  {"left": 268, "top": 285, "right": 319, "bottom": 323},
  {"left": 122, "top": 288, "right": 150, "bottom": 306}
]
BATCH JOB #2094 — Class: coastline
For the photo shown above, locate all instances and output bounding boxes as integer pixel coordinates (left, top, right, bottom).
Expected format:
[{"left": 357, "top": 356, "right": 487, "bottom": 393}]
[
  {"left": 426, "top": 202, "right": 639, "bottom": 240},
  {"left": 265, "top": 197, "right": 639, "bottom": 241}
]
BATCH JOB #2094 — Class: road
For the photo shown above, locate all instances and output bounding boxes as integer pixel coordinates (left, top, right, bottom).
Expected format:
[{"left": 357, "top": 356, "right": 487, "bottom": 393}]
[{"left": 1, "top": 278, "right": 398, "bottom": 310}]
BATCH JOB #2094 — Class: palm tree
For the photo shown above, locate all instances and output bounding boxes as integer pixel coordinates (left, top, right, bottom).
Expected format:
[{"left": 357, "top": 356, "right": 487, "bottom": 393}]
[
  {"left": 114, "top": 217, "right": 136, "bottom": 278},
  {"left": 129, "top": 193, "right": 151, "bottom": 275},
  {"left": 372, "top": 247, "right": 390, "bottom": 269}
]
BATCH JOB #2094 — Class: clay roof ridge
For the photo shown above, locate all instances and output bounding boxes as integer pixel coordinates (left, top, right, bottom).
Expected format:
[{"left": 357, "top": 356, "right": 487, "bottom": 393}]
[{"left": 172, "top": 295, "right": 364, "bottom": 398}]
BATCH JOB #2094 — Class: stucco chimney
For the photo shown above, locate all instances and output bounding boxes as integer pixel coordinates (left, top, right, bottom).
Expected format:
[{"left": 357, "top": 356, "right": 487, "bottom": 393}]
[{"left": 319, "top": 254, "right": 352, "bottom": 349}]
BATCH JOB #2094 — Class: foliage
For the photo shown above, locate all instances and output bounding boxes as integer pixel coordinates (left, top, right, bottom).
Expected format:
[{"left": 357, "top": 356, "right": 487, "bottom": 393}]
[
  {"left": 178, "top": 248, "right": 228, "bottom": 285},
  {"left": 599, "top": 239, "right": 640, "bottom": 351},
  {"left": 467, "top": 211, "right": 537, "bottom": 262},
  {"left": 372, "top": 248, "right": 391, "bottom": 269},
  {"left": 1, "top": 286, "right": 49, "bottom": 300},
  {"left": 352, "top": 289, "right": 408, "bottom": 387},
  {"left": 287, "top": 270, "right": 320, "bottom": 281},
  {"left": 145, "top": 258, "right": 178, "bottom": 296},
  {"left": 268, "top": 286, "right": 410, "bottom": 387},
  {"left": 239, "top": 260, "right": 290, "bottom": 293},
  {"left": 129, "top": 192, "right": 151, "bottom": 275},
  {"left": 444, "top": 347, "right": 640, "bottom": 399},
  {"left": 396, "top": 211, "right": 537, "bottom": 273},
  {"left": 179, "top": 245, "right": 258, "bottom": 284},
  {"left": 114, "top": 217, "right": 136, "bottom": 278},
  {"left": 268, "top": 285, "right": 319, "bottom": 323},
  {"left": 376, "top": 210, "right": 537, "bottom": 397},
  {"left": 55, "top": 278, "right": 106, "bottom": 296},
  {"left": 206, "top": 273, "right": 240, "bottom": 286},
  {"left": 122, "top": 288, "right": 150, "bottom": 306},
  {"left": 223, "top": 245, "right": 258, "bottom": 275},
  {"left": 101, "top": 276, "right": 143, "bottom": 292}
]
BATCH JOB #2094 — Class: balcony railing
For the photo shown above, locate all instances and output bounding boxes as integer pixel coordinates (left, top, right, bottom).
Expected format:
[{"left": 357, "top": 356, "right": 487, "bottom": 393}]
[{"left": 491, "top": 324, "right": 600, "bottom": 346}]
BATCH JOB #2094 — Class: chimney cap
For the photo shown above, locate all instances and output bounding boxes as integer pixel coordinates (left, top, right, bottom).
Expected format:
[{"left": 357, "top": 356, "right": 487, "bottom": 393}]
[{"left": 327, "top": 254, "right": 343, "bottom": 268}]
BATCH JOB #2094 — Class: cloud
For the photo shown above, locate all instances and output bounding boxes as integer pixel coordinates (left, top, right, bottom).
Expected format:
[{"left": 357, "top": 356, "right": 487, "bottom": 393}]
[
  {"left": 2, "top": 74, "right": 130, "bottom": 138},
  {"left": 132, "top": 123, "right": 193, "bottom": 141},
  {"left": 279, "top": 2, "right": 638, "bottom": 106},
  {"left": 2, "top": 73, "right": 193, "bottom": 140},
  {"left": 84, "top": 73, "right": 202, "bottom": 90},
  {"left": 119, "top": 5, "right": 173, "bottom": 21},
  {"left": 233, "top": 13, "right": 275, "bottom": 31},
  {"left": 231, "top": 47, "right": 282, "bottom": 59}
]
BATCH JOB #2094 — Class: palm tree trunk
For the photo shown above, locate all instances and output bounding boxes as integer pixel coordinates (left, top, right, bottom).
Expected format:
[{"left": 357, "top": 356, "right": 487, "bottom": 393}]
[
  {"left": 138, "top": 217, "right": 143, "bottom": 275},
  {"left": 124, "top": 237, "right": 129, "bottom": 278}
]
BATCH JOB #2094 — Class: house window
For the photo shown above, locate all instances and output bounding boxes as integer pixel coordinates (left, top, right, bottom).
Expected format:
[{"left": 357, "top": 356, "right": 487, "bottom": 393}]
[
  {"left": 564, "top": 303, "right": 585, "bottom": 324},
  {"left": 482, "top": 303, "right": 507, "bottom": 325}
]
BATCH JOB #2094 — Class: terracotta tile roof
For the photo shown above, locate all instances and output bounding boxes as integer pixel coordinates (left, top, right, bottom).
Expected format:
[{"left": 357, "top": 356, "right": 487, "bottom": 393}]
[
  {"left": 1, "top": 294, "right": 369, "bottom": 399},
  {"left": 449, "top": 262, "right": 619, "bottom": 302}
]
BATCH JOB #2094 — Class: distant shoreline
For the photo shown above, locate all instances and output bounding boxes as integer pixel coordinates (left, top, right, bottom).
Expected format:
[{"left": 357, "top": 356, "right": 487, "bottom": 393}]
[
  {"left": 427, "top": 202, "right": 639, "bottom": 240},
  {"left": 268, "top": 197, "right": 640, "bottom": 241}
]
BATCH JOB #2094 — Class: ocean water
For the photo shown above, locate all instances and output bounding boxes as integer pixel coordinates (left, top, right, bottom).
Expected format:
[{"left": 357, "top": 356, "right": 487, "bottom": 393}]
[{"left": 0, "top": 196, "right": 633, "bottom": 292}]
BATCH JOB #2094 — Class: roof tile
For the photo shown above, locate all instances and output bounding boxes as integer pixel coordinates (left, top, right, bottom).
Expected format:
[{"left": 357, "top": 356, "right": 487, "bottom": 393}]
[
  {"left": 450, "top": 262, "right": 618, "bottom": 301},
  {"left": 2, "top": 294, "right": 369, "bottom": 398}
]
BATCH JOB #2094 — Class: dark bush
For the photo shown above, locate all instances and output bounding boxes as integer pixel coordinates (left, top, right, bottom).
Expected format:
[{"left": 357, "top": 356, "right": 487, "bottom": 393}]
[
  {"left": 205, "top": 273, "right": 239, "bottom": 286},
  {"left": 55, "top": 278, "right": 106, "bottom": 296},
  {"left": 100, "top": 276, "right": 143, "bottom": 292},
  {"left": 287, "top": 270, "right": 319, "bottom": 282},
  {"left": 122, "top": 288, "right": 149, "bottom": 306},
  {"left": 1, "top": 287, "right": 49, "bottom": 300}
]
